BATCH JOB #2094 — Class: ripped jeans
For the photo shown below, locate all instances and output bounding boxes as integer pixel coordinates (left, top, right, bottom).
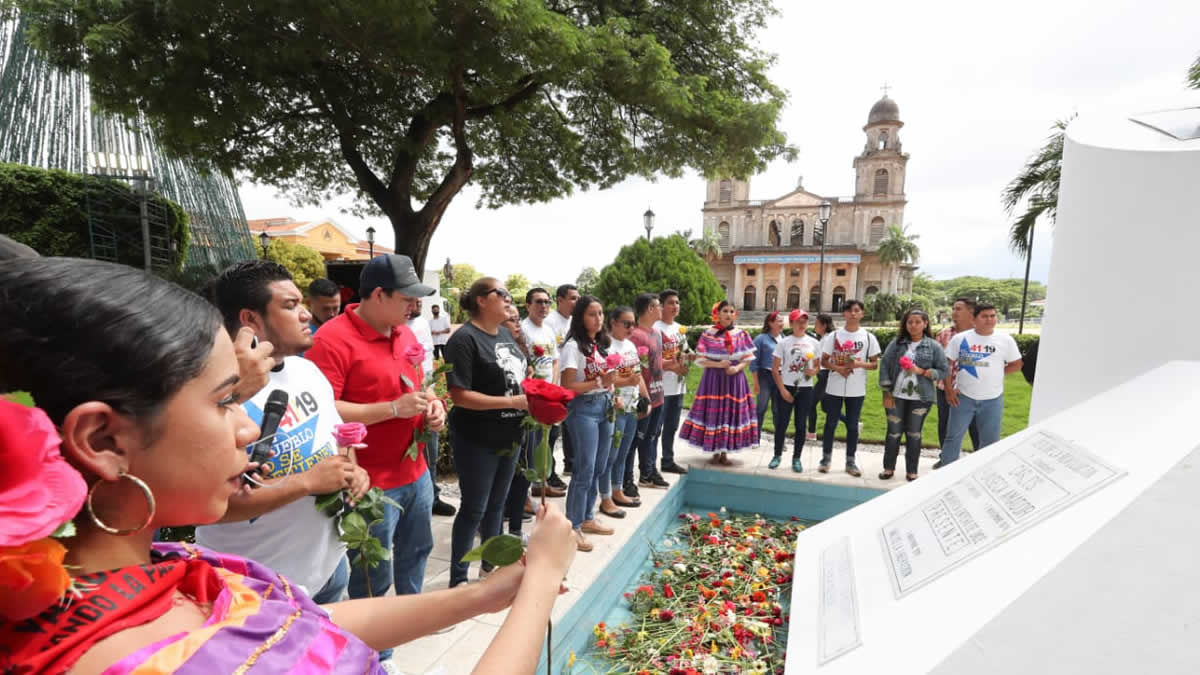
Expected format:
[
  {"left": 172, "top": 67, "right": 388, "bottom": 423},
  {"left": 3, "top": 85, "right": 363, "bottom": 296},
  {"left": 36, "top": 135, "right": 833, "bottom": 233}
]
[{"left": 883, "top": 398, "right": 932, "bottom": 475}]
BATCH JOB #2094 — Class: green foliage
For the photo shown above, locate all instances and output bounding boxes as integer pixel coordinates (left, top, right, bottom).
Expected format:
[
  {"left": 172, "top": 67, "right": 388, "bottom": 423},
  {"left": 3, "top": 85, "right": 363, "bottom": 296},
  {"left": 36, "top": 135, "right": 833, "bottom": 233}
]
[
  {"left": 20, "top": 0, "right": 795, "bottom": 273},
  {"left": 0, "top": 162, "right": 189, "bottom": 269},
  {"left": 262, "top": 238, "right": 325, "bottom": 293},
  {"left": 461, "top": 533, "right": 524, "bottom": 566},
  {"left": 876, "top": 223, "right": 920, "bottom": 293},
  {"left": 689, "top": 229, "right": 723, "bottom": 261},
  {"left": 576, "top": 266, "right": 599, "bottom": 296},
  {"left": 440, "top": 263, "right": 483, "bottom": 323},
  {"left": 864, "top": 292, "right": 901, "bottom": 323},
  {"left": 505, "top": 273, "right": 532, "bottom": 311},
  {"left": 1003, "top": 117, "right": 1072, "bottom": 256},
  {"left": 1190, "top": 55, "right": 1200, "bottom": 89},
  {"left": 594, "top": 234, "right": 725, "bottom": 325}
]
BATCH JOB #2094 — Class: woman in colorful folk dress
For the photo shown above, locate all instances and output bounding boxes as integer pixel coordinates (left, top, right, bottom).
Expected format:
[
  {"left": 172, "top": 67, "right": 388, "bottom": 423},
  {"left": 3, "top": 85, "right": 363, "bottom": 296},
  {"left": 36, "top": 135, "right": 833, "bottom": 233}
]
[
  {"left": 0, "top": 257, "right": 577, "bottom": 675},
  {"left": 679, "top": 300, "right": 757, "bottom": 464}
]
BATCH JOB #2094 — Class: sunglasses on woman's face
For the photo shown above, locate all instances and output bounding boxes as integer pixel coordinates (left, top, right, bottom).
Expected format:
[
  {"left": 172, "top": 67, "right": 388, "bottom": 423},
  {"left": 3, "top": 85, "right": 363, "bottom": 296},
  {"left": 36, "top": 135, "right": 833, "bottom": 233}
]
[{"left": 619, "top": 320, "right": 634, "bottom": 328}]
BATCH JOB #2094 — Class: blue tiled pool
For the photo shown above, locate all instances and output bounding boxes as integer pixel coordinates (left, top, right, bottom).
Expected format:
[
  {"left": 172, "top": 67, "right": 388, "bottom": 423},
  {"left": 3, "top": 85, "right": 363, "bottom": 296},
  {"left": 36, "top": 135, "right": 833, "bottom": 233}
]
[{"left": 541, "top": 469, "right": 883, "bottom": 672}]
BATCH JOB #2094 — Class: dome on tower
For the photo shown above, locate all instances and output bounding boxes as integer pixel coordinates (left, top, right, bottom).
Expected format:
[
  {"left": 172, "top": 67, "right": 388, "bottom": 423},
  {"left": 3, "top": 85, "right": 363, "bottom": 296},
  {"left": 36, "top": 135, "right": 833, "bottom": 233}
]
[{"left": 867, "top": 96, "right": 900, "bottom": 125}]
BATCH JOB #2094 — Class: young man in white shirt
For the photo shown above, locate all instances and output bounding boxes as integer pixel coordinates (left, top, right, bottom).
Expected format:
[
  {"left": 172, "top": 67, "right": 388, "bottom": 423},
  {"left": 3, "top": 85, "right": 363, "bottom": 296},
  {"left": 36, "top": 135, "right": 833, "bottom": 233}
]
[
  {"left": 935, "top": 297, "right": 981, "bottom": 451},
  {"left": 521, "top": 287, "right": 565, "bottom": 497},
  {"left": 429, "top": 302, "right": 451, "bottom": 361},
  {"left": 819, "top": 299, "right": 881, "bottom": 476},
  {"left": 937, "top": 303, "right": 1023, "bottom": 467},
  {"left": 543, "top": 283, "right": 579, "bottom": 487},
  {"left": 198, "top": 260, "right": 370, "bottom": 604},
  {"left": 409, "top": 299, "right": 456, "bottom": 516},
  {"left": 653, "top": 288, "right": 690, "bottom": 475}
]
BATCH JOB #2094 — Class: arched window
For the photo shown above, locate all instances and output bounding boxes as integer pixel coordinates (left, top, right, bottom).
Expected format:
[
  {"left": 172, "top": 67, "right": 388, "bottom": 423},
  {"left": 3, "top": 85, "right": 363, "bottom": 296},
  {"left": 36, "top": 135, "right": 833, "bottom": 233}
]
[
  {"left": 718, "top": 222, "right": 730, "bottom": 249},
  {"left": 768, "top": 220, "right": 781, "bottom": 247},
  {"left": 878, "top": 130, "right": 888, "bottom": 151},
  {"left": 865, "top": 285, "right": 880, "bottom": 297},
  {"left": 743, "top": 285, "right": 757, "bottom": 312},
  {"left": 832, "top": 286, "right": 847, "bottom": 313},
  {"left": 870, "top": 217, "right": 886, "bottom": 245},
  {"left": 874, "top": 169, "right": 889, "bottom": 195},
  {"left": 719, "top": 179, "right": 732, "bottom": 204},
  {"left": 809, "top": 285, "right": 821, "bottom": 311},
  {"left": 787, "top": 285, "right": 801, "bottom": 310},
  {"left": 765, "top": 285, "right": 778, "bottom": 311},
  {"left": 791, "top": 218, "right": 804, "bottom": 244},
  {"left": 813, "top": 221, "right": 824, "bottom": 247}
]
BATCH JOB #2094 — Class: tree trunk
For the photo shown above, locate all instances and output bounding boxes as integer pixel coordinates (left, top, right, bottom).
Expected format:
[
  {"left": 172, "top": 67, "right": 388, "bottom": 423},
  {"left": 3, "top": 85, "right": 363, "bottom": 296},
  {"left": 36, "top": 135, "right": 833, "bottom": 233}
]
[{"left": 386, "top": 209, "right": 438, "bottom": 279}]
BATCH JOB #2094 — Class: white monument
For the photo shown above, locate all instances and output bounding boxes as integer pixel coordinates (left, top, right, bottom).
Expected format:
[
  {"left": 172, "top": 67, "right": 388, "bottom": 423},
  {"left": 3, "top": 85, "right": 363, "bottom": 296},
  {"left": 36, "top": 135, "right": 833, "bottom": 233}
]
[{"left": 1030, "top": 99, "right": 1200, "bottom": 423}]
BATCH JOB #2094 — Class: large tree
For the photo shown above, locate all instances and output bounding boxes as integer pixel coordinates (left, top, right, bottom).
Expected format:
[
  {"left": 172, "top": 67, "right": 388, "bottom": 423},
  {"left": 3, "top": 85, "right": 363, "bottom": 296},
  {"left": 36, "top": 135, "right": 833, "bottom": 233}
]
[
  {"left": 593, "top": 233, "right": 724, "bottom": 325},
  {"left": 876, "top": 223, "right": 920, "bottom": 293},
  {"left": 1002, "top": 117, "right": 1071, "bottom": 256},
  {"left": 18, "top": 0, "right": 794, "bottom": 273}
]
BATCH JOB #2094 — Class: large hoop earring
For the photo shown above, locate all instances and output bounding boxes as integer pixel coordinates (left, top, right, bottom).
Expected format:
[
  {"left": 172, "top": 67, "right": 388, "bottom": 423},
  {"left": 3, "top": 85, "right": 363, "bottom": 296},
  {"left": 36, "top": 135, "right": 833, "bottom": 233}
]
[{"left": 87, "top": 472, "right": 156, "bottom": 536}]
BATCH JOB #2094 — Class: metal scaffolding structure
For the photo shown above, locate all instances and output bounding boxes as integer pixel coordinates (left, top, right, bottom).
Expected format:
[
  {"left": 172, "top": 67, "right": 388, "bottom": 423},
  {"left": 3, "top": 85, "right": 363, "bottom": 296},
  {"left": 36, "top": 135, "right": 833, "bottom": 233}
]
[{"left": 0, "top": 11, "right": 256, "bottom": 270}]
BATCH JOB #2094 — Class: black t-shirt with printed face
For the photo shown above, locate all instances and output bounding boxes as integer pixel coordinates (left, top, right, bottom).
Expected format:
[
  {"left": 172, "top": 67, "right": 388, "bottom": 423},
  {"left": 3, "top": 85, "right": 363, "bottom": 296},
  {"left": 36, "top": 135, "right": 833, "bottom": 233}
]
[{"left": 445, "top": 322, "right": 528, "bottom": 448}]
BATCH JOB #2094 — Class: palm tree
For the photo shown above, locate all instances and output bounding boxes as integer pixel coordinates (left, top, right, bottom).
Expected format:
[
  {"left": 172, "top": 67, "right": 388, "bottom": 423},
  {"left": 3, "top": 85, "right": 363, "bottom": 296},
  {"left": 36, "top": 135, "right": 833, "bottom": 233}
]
[
  {"left": 1189, "top": 54, "right": 1200, "bottom": 90},
  {"left": 1002, "top": 116, "right": 1073, "bottom": 332},
  {"left": 876, "top": 223, "right": 920, "bottom": 293},
  {"left": 690, "top": 229, "right": 723, "bottom": 261}
]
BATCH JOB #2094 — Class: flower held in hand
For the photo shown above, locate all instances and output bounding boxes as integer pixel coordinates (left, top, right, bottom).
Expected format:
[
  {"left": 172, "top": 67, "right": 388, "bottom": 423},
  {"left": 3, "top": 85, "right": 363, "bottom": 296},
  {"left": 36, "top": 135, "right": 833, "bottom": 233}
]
[{"left": 522, "top": 378, "right": 576, "bottom": 425}]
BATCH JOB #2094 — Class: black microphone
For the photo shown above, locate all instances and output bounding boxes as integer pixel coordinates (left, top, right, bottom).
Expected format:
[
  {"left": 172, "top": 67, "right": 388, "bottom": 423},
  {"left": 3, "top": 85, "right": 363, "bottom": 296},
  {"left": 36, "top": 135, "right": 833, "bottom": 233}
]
[{"left": 243, "top": 389, "right": 289, "bottom": 486}]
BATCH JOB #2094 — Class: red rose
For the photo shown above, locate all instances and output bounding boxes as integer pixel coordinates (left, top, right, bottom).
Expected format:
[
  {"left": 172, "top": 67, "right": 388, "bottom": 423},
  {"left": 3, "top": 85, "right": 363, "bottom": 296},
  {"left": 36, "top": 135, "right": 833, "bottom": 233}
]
[
  {"left": 403, "top": 343, "right": 426, "bottom": 368},
  {"left": 663, "top": 583, "right": 675, "bottom": 599},
  {"left": 0, "top": 401, "right": 86, "bottom": 548},
  {"left": 533, "top": 344, "right": 546, "bottom": 357},
  {"left": 521, "top": 378, "right": 576, "bottom": 425}
]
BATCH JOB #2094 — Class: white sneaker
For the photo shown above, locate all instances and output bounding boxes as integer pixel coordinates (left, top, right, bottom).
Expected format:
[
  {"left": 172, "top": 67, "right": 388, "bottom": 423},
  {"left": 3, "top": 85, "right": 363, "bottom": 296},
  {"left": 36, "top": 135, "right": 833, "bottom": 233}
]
[{"left": 381, "top": 661, "right": 405, "bottom": 675}]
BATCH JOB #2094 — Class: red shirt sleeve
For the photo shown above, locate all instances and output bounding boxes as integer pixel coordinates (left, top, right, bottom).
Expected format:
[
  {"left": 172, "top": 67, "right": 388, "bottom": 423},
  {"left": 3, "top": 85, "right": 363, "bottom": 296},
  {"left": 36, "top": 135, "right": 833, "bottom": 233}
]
[{"left": 307, "top": 332, "right": 349, "bottom": 400}]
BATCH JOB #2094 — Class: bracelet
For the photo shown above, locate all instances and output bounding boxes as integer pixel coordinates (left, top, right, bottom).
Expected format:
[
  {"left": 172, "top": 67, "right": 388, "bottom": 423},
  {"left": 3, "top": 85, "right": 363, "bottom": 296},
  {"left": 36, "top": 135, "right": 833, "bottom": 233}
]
[{"left": 390, "top": 400, "right": 399, "bottom": 418}]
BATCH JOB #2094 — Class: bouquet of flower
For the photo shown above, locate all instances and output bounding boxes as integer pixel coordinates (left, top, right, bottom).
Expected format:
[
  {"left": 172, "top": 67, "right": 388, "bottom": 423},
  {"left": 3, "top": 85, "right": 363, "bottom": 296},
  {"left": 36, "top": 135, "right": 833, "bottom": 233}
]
[
  {"left": 832, "top": 339, "right": 857, "bottom": 368},
  {"left": 572, "top": 508, "right": 803, "bottom": 675},
  {"left": 0, "top": 400, "right": 88, "bottom": 621}
]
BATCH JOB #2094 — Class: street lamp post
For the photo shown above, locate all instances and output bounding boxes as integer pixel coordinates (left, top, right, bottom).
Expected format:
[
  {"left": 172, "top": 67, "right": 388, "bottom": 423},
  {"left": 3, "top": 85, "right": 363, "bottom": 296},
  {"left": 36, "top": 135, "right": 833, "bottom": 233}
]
[
  {"left": 258, "top": 232, "right": 270, "bottom": 258},
  {"left": 816, "top": 200, "right": 832, "bottom": 311},
  {"left": 643, "top": 207, "right": 655, "bottom": 241},
  {"left": 366, "top": 226, "right": 376, "bottom": 258}
]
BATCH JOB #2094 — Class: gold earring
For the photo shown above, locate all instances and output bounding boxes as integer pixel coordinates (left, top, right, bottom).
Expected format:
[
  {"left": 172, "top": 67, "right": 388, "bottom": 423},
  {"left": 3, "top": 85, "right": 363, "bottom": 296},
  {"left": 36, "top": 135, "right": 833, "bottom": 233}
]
[{"left": 86, "top": 472, "right": 156, "bottom": 536}]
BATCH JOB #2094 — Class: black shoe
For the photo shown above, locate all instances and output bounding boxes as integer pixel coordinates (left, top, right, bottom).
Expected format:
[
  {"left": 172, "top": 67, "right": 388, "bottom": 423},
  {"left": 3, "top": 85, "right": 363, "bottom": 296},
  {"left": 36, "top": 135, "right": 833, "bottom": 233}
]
[
  {"left": 522, "top": 511, "right": 533, "bottom": 522},
  {"left": 640, "top": 472, "right": 670, "bottom": 489},
  {"left": 661, "top": 462, "right": 689, "bottom": 475},
  {"left": 562, "top": 464, "right": 573, "bottom": 476},
  {"left": 432, "top": 499, "right": 457, "bottom": 517},
  {"left": 547, "top": 473, "right": 567, "bottom": 490},
  {"left": 845, "top": 464, "right": 862, "bottom": 477},
  {"left": 932, "top": 460, "right": 944, "bottom": 470},
  {"left": 623, "top": 480, "right": 640, "bottom": 498}
]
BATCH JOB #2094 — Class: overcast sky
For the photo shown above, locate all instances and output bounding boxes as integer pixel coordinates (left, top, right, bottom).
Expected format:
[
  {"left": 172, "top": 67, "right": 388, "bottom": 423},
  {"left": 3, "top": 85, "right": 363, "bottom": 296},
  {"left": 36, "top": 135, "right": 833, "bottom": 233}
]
[{"left": 239, "top": 0, "right": 1200, "bottom": 287}]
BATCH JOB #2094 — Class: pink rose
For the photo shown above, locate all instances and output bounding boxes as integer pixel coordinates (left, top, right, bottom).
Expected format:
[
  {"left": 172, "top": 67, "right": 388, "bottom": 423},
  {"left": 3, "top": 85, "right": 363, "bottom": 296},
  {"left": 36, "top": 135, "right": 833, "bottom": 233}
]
[
  {"left": 334, "top": 422, "right": 368, "bottom": 447},
  {"left": 841, "top": 340, "right": 855, "bottom": 351},
  {"left": 604, "top": 353, "right": 623, "bottom": 370},
  {"left": 0, "top": 401, "right": 86, "bottom": 548},
  {"left": 636, "top": 345, "right": 650, "bottom": 357},
  {"left": 899, "top": 356, "right": 915, "bottom": 370},
  {"left": 403, "top": 343, "right": 426, "bottom": 367}
]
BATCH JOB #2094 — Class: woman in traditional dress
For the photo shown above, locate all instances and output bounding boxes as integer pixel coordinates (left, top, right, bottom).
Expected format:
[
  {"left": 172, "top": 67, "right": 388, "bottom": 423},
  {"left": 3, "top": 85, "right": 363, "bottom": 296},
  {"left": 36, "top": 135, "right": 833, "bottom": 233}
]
[
  {"left": 679, "top": 300, "right": 757, "bottom": 464},
  {"left": 0, "top": 257, "right": 577, "bottom": 675}
]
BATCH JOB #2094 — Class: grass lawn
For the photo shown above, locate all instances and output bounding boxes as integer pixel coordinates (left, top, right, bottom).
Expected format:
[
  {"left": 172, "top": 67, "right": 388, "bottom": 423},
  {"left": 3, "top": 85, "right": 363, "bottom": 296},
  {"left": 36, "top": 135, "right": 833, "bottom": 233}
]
[{"left": 682, "top": 368, "right": 1031, "bottom": 448}]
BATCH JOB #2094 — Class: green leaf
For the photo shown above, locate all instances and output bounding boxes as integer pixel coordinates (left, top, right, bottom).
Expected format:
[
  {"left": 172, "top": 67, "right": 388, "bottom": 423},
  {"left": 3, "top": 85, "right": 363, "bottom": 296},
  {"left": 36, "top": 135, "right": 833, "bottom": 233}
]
[
  {"left": 496, "top": 442, "right": 518, "bottom": 457},
  {"left": 341, "top": 511, "right": 368, "bottom": 540},
  {"left": 479, "top": 534, "right": 525, "bottom": 567},
  {"left": 432, "top": 362, "right": 454, "bottom": 376},
  {"left": 460, "top": 544, "right": 486, "bottom": 563},
  {"left": 523, "top": 468, "right": 541, "bottom": 482},
  {"left": 50, "top": 521, "right": 76, "bottom": 539},
  {"left": 406, "top": 440, "right": 420, "bottom": 461}
]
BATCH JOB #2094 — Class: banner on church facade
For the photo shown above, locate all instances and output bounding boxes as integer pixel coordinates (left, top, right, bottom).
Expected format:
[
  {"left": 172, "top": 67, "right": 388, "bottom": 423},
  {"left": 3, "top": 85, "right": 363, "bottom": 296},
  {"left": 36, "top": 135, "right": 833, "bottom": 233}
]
[{"left": 733, "top": 254, "right": 862, "bottom": 265}]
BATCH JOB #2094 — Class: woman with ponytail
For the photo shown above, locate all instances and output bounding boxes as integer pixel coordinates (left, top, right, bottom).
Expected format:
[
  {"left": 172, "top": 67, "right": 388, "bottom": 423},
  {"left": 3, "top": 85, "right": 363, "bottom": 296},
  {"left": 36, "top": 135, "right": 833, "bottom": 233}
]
[{"left": 679, "top": 300, "right": 757, "bottom": 464}]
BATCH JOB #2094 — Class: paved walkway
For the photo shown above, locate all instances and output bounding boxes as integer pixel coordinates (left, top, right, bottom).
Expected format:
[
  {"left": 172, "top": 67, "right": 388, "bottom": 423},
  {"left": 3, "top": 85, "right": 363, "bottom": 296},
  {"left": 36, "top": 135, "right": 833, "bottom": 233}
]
[{"left": 388, "top": 432, "right": 934, "bottom": 673}]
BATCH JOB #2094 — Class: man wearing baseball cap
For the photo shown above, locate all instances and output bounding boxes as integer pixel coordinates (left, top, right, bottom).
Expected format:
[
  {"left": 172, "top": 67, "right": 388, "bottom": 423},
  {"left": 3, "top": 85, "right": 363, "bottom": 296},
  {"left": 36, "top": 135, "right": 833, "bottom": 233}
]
[{"left": 307, "top": 254, "right": 447, "bottom": 662}]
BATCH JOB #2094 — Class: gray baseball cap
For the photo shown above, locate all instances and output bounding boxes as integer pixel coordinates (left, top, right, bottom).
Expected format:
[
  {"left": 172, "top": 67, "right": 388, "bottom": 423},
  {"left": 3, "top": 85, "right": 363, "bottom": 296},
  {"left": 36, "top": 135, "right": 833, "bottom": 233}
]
[{"left": 359, "top": 254, "right": 435, "bottom": 297}]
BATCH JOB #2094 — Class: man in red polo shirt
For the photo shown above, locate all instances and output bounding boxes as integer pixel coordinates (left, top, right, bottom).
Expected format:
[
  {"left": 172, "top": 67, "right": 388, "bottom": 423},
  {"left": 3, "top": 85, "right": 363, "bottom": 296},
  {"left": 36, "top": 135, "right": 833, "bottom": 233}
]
[{"left": 308, "top": 255, "right": 446, "bottom": 658}]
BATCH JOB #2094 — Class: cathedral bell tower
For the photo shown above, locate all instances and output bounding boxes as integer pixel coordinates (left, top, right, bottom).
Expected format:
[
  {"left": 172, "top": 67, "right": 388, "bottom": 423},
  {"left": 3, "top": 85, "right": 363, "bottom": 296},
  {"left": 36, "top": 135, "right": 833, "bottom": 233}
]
[
  {"left": 704, "top": 176, "right": 751, "bottom": 206},
  {"left": 853, "top": 91, "right": 908, "bottom": 203}
]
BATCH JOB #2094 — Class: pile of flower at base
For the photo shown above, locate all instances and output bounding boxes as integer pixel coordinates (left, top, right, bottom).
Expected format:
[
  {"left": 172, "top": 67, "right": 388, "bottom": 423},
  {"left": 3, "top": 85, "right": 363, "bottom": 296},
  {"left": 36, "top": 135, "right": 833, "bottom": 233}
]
[{"left": 571, "top": 509, "right": 805, "bottom": 675}]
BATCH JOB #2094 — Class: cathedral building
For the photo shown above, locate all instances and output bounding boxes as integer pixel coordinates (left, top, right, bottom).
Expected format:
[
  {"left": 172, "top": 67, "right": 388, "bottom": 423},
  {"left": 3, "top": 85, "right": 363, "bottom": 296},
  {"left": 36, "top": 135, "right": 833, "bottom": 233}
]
[{"left": 702, "top": 94, "right": 915, "bottom": 314}]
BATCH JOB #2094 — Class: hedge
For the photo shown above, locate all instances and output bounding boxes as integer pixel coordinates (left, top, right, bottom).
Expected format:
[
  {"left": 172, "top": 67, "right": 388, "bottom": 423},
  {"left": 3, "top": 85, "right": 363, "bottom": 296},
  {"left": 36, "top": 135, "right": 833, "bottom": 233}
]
[{"left": 683, "top": 325, "right": 1038, "bottom": 359}]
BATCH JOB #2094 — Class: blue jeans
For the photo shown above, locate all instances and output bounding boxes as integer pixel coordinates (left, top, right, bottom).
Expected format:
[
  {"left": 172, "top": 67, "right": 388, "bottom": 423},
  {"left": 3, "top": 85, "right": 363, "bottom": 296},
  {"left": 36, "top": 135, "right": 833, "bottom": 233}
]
[
  {"left": 450, "top": 434, "right": 518, "bottom": 587},
  {"left": 821, "top": 395, "right": 865, "bottom": 466},
  {"left": 607, "top": 411, "right": 639, "bottom": 498},
  {"left": 631, "top": 404, "right": 664, "bottom": 480},
  {"left": 347, "top": 470, "right": 434, "bottom": 661},
  {"left": 424, "top": 431, "right": 441, "bottom": 499},
  {"left": 311, "top": 555, "right": 350, "bottom": 604},
  {"left": 939, "top": 393, "right": 1004, "bottom": 465},
  {"left": 564, "top": 395, "right": 614, "bottom": 529},
  {"left": 755, "top": 370, "right": 777, "bottom": 441},
  {"left": 505, "top": 429, "right": 537, "bottom": 535},
  {"left": 658, "top": 394, "right": 684, "bottom": 468},
  {"left": 773, "top": 385, "right": 816, "bottom": 457}
]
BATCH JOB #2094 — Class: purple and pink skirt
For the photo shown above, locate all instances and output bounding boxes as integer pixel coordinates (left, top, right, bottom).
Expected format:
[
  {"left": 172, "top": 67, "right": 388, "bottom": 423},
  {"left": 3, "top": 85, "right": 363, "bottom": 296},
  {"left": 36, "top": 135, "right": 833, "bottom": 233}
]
[{"left": 680, "top": 368, "right": 757, "bottom": 452}]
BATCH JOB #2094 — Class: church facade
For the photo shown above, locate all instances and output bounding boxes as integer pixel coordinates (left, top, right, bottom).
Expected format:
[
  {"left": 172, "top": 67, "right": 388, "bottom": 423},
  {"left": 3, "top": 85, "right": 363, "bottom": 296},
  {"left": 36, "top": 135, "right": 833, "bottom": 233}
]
[{"left": 702, "top": 94, "right": 915, "bottom": 314}]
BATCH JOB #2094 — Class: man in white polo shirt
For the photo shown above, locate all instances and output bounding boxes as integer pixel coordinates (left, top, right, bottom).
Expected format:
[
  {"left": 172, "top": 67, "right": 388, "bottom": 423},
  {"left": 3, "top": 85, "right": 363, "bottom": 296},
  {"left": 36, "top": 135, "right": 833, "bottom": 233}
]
[{"left": 937, "top": 303, "right": 1022, "bottom": 467}]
